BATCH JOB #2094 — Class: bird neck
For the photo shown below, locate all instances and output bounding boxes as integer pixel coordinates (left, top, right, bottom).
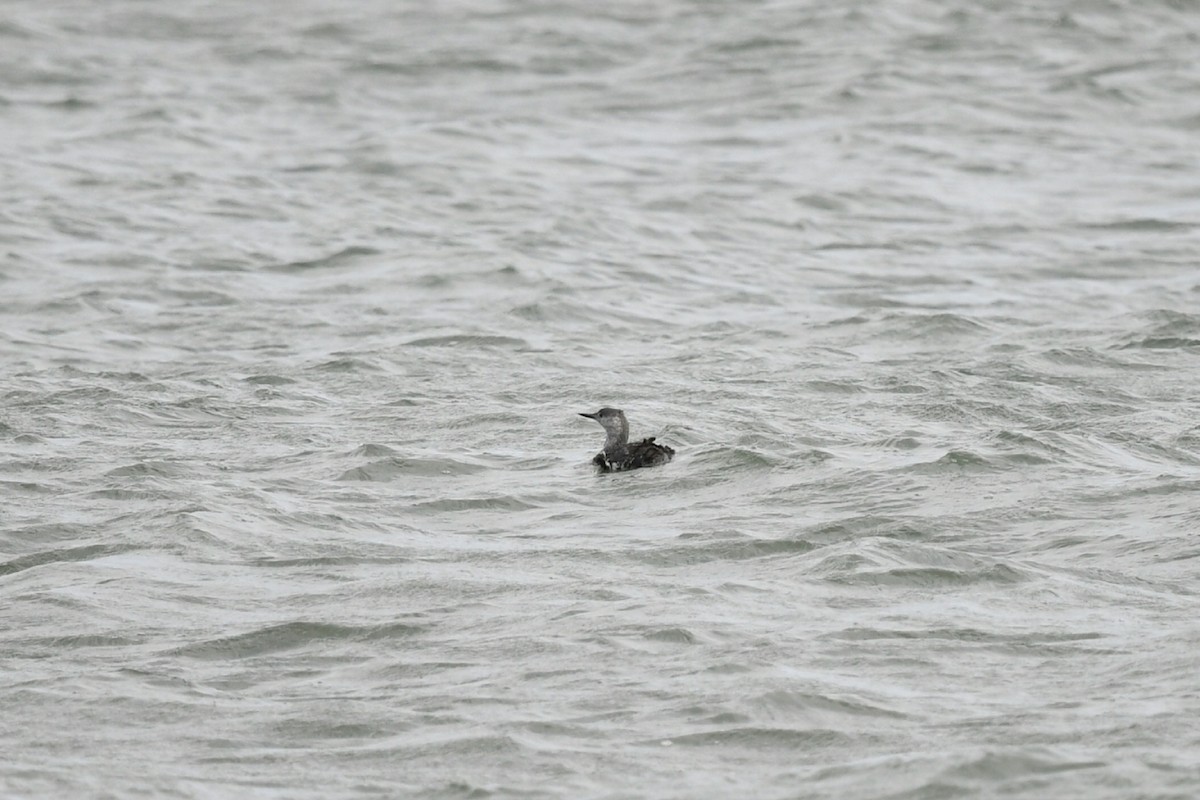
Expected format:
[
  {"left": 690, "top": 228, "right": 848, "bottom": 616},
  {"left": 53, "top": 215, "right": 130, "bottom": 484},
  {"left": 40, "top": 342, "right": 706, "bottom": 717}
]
[{"left": 603, "top": 419, "right": 629, "bottom": 451}]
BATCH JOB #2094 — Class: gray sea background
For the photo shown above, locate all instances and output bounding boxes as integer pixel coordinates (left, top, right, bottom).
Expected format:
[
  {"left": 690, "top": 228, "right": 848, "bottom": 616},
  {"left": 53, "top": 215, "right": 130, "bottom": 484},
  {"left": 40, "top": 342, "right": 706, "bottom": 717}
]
[{"left": 3, "top": 1, "right": 1200, "bottom": 798}]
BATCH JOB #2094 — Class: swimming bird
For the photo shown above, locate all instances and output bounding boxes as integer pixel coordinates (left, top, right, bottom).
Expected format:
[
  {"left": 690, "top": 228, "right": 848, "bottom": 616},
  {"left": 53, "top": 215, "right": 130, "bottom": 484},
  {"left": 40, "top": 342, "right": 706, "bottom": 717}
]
[{"left": 579, "top": 407, "right": 675, "bottom": 472}]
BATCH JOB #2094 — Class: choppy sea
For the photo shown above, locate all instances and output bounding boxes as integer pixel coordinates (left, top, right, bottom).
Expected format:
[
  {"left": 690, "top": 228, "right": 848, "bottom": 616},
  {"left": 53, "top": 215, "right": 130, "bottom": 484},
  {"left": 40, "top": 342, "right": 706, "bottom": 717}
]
[{"left": 3, "top": 1, "right": 1200, "bottom": 797}]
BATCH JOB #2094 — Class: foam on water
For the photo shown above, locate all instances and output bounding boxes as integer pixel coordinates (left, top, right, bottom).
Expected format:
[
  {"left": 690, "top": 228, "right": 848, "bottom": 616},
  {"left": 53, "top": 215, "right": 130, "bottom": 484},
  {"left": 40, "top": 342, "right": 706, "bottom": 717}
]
[{"left": 3, "top": 0, "right": 1200, "bottom": 798}]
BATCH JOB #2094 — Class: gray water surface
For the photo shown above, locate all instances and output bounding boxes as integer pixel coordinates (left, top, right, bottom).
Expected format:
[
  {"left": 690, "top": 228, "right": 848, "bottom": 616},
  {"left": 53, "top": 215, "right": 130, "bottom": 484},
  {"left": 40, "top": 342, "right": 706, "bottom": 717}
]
[{"left": 3, "top": 1, "right": 1200, "bottom": 798}]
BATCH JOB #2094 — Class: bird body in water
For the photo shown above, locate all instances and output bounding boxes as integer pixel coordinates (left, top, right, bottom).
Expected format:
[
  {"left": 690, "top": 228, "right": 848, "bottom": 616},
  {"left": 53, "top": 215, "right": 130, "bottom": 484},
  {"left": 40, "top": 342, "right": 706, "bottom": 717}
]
[{"left": 579, "top": 407, "right": 675, "bottom": 472}]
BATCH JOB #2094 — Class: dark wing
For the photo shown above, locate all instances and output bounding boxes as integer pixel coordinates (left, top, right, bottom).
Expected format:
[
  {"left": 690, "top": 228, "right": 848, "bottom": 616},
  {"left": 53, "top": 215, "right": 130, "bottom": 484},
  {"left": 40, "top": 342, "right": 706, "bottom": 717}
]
[{"left": 628, "top": 437, "right": 675, "bottom": 468}]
